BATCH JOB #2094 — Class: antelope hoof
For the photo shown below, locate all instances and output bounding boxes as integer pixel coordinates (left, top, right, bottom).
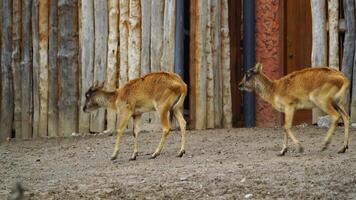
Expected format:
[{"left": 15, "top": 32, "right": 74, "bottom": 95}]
[
  {"left": 150, "top": 153, "right": 159, "bottom": 159},
  {"left": 129, "top": 153, "right": 138, "bottom": 161},
  {"left": 297, "top": 145, "right": 304, "bottom": 153},
  {"left": 177, "top": 150, "right": 186, "bottom": 157},
  {"left": 110, "top": 155, "right": 117, "bottom": 161},
  {"left": 321, "top": 141, "right": 330, "bottom": 151},
  {"left": 338, "top": 145, "right": 348, "bottom": 154},
  {"left": 277, "top": 148, "right": 287, "bottom": 156}
]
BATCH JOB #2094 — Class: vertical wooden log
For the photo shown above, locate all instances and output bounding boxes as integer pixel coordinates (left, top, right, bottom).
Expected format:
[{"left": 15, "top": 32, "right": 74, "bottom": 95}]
[
  {"left": 150, "top": 0, "right": 164, "bottom": 72},
  {"left": 221, "top": 0, "right": 232, "bottom": 128},
  {"left": 106, "top": 0, "right": 119, "bottom": 131},
  {"left": 79, "top": 0, "right": 94, "bottom": 133},
  {"left": 211, "top": 0, "right": 222, "bottom": 128},
  {"left": 141, "top": 0, "right": 151, "bottom": 76},
  {"left": 128, "top": 0, "right": 141, "bottom": 79},
  {"left": 343, "top": 0, "right": 356, "bottom": 121},
  {"left": 0, "top": 0, "right": 14, "bottom": 141},
  {"left": 206, "top": 0, "right": 214, "bottom": 129},
  {"left": 328, "top": 0, "right": 339, "bottom": 69},
  {"left": 119, "top": 0, "right": 129, "bottom": 86},
  {"left": 48, "top": 0, "right": 58, "bottom": 137},
  {"left": 39, "top": 0, "right": 49, "bottom": 137},
  {"left": 161, "top": 0, "right": 176, "bottom": 72},
  {"left": 23, "top": 0, "right": 34, "bottom": 139},
  {"left": 90, "top": 0, "right": 108, "bottom": 133},
  {"left": 12, "top": 0, "right": 22, "bottom": 138},
  {"left": 58, "top": 0, "right": 79, "bottom": 136},
  {"left": 310, "top": 0, "right": 327, "bottom": 123}
]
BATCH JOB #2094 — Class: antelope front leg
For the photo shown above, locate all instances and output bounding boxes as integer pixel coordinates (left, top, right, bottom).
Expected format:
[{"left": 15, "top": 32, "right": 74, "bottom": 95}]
[
  {"left": 110, "top": 112, "right": 132, "bottom": 161},
  {"left": 129, "top": 114, "right": 142, "bottom": 161},
  {"left": 282, "top": 106, "right": 303, "bottom": 155},
  {"left": 278, "top": 130, "right": 288, "bottom": 156}
]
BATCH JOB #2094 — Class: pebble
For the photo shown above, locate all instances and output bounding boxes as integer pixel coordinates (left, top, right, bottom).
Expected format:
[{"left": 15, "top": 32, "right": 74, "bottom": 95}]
[{"left": 245, "top": 194, "right": 253, "bottom": 199}]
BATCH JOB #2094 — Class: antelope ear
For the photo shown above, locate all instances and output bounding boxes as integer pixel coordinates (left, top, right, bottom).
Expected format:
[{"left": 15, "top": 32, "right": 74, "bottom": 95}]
[
  {"left": 255, "top": 62, "right": 263, "bottom": 72},
  {"left": 98, "top": 82, "right": 105, "bottom": 88},
  {"left": 93, "top": 80, "right": 99, "bottom": 88}
]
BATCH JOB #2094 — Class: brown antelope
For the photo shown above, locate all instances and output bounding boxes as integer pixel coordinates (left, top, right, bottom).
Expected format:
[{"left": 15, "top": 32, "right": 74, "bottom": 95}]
[
  {"left": 83, "top": 72, "right": 187, "bottom": 161},
  {"left": 238, "top": 63, "right": 350, "bottom": 156}
]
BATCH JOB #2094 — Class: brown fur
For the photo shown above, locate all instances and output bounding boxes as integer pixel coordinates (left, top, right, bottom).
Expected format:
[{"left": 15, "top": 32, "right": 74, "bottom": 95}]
[
  {"left": 84, "top": 71, "right": 187, "bottom": 160},
  {"left": 238, "top": 63, "right": 350, "bottom": 155}
]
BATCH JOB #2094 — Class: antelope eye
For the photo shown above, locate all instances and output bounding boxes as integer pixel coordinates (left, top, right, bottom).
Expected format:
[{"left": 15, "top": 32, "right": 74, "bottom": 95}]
[{"left": 86, "top": 93, "right": 90, "bottom": 98}]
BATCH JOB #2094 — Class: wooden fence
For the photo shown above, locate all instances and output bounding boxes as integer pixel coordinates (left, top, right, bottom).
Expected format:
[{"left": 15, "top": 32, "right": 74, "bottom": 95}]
[{"left": 0, "top": 0, "right": 233, "bottom": 141}]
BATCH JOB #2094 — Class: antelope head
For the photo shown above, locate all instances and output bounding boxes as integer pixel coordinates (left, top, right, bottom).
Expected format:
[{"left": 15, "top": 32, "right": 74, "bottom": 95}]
[
  {"left": 83, "top": 81, "right": 105, "bottom": 113},
  {"left": 238, "top": 62, "right": 263, "bottom": 92}
]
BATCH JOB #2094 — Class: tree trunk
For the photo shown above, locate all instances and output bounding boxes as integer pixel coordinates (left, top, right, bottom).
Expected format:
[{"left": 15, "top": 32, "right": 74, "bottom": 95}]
[
  {"left": 328, "top": 0, "right": 339, "bottom": 69},
  {"left": 119, "top": 0, "right": 129, "bottom": 86},
  {"left": 106, "top": 0, "right": 119, "bottom": 131},
  {"left": 341, "top": 0, "right": 355, "bottom": 116},
  {"left": 90, "top": 0, "right": 108, "bottom": 133},
  {"left": 128, "top": 0, "right": 141, "bottom": 79},
  {"left": 151, "top": 0, "right": 164, "bottom": 72},
  {"left": 0, "top": 0, "right": 14, "bottom": 141},
  {"left": 221, "top": 0, "right": 232, "bottom": 128},
  {"left": 310, "top": 0, "right": 327, "bottom": 123},
  {"left": 161, "top": 0, "right": 176, "bottom": 72},
  {"left": 48, "top": 0, "right": 58, "bottom": 137},
  {"left": 211, "top": 0, "right": 222, "bottom": 128},
  {"left": 12, "top": 0, "right": 22, "bottom": 138},
  {"left": 23, "top": 0, "right": 34, "bottom": 139},
  {"left": 141, "top": 0, "right": 151, "bottom": 76},
  {"left": 39, "top": 0, "right": 49, "bottom": 137},
  {"left": 79, "top": 0, "right": 94, "bottom": 133},
  {"left": 206, "top": 0, "right": 214, "bottom": 129},
  {"left": 58, "top": 0, "right": 79, "bottom": 136}
]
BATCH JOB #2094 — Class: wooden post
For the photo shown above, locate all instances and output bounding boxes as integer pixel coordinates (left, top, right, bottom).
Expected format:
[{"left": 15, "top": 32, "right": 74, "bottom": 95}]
[
  {"left": 12, "top": 0, "right": 22, "bottom": 138},
  {"left": 161, "top": 0, "right": 176, "bottom": 72},
  {"left": 90, "top": 0, "right": 108, "bottom": 133},
  {"left": 0, "top": 0, "right": 14, "bottom": 141},
  {"left": 328, "top": 0, "right": 339, "bottom": 69},
  {"left": 211, "top": 0, "right": 223, "bottom": 128},
  {"left": 151, "top": 0, "right": 164, "bottom": 72},
  {"left": 23, "top": 0, "right": 34, "bottom": 139},
  {"left": 341, "top": 0, "right": 355, "bottom": 116},
  {"left": 39, "top": 0, "right": 49, "bottom": 137},
  {"left": 58, "top": 0, "right": 79, "bottom": 136},
  {"left": 221, "top": 0, "right": 232, "bottom": 128},
  {"left": 79, "top": 0, "right": 94, "bottom": 133},
  {"left": 48, "top": 0, "right": 58, "bottom": 137},
  {"left": 310, "top": 0, "right": 327, "bottom": 123},
  {"left": 141, "top": 0, "right": 151, "bottom": 76},
  {"left": 128, "top": 0, "right": 141, "bottom": 79},
  {"left": 119, "top": 0, "right": 129, "bottom": 86},
  {"left": 106, "top": 0, "right": 119, "bottom": 131},
  {"left": 206, "top": 0, "right": 215, "bottom": 129}
]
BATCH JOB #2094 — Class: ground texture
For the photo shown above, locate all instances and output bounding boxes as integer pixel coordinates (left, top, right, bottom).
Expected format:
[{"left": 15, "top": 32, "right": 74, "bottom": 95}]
[{"left": 1, "top": 127, "right": 356, "bottom": 199}]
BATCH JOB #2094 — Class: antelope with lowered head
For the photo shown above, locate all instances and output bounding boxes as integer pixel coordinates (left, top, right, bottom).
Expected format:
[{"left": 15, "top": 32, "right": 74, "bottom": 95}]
[
  {"left": 238, "top": 63, "right": 350, "bottom": 156},
  {"left": 83, "top": 72, "right": 187, "bottom": 161}
]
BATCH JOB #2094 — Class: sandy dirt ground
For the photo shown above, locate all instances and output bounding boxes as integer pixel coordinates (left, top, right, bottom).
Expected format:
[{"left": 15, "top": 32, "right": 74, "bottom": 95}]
[{"left": 1, "top": 127, "right": 356, "bottom": 199}]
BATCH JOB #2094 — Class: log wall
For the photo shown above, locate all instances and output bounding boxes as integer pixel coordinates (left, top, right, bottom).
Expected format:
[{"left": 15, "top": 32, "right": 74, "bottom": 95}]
[{"left": 0, "top": 0, "right": 233, "bottom": 141}]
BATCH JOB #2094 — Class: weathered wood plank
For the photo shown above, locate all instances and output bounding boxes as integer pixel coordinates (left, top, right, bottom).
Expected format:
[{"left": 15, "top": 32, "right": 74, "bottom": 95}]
[
  {"left": 58, "top": 0, "right": 79, "bottom": 136},
  {"left": 90, "top": 0, "right": 108, "bottom": 133},
  {"left": 23, "top": 0, "right": 34, "bottom": 139},
  {"left": 221, "top": 0, "right": 232, "bottom": 128},
  {"left": 12, "top": 0, "right": 22, "bottom": 138},
  {"left": 206, "top": 0, "right": 215, "bottom": 129},
  {"left": 151, "top": 0, "right": 164, "bottom": 72},
  {"left": 128, "top": 0, "right": 141, "bottom": 79},
  {"left": 341, "top": 0, "right": 354, "bottom": 116},
  {"left": 141, "top": 0, "right": 151, "bottom": 76},
  {"left": 310, "top": 0, "right": 327, "bottom": 123},
  {"left": 328, "top": 0, "right": 339, "bottom": 69},
  {"left": 189, "top": 0, "right": 198, "bottom": 129},
  {"left": 48, "top": 0, "right": 58, "bottom": 137},
  {"left": 39, "top": 0, "right": 49, "bottom": 137},
  {"left": 0, "top": 0, "right": 14, "bottom": 141},
  {"left": 119, "top": 0, "right": 129, "bottom": 86},
  {"left": 79, "top": 0, "right": 94, "bottom": 133},
  {"left": 211, "top": 0, "right": 223, "bottom": 128},
  {"left": 106, "top": 0, "right": 119, "bottom": 131},
  {"left": 161, "top": 0, "right": 176, "bottom": 72}
]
